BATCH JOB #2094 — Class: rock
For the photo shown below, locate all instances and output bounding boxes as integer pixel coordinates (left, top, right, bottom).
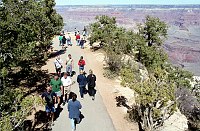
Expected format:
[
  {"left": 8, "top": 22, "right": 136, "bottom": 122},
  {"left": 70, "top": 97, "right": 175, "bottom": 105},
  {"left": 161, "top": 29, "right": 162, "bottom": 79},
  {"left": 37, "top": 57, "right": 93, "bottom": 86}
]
[
  {"left": 176, "top": 87, "right": 200, "bottom": 130},
  {"left": 113, "top": 88, "right": 120, "bottom": 93},
  {"left": 161, "top": 109, "right": 188, "bottom": 131}
]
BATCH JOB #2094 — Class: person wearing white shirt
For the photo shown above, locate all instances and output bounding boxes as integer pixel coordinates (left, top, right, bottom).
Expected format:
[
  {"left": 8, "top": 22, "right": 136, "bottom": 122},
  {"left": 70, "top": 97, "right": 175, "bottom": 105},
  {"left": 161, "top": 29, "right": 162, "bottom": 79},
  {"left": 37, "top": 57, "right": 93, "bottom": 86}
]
[
  {"left": 61, "top": 72, "right": 72, "bottom": 105},
  {"left": 54, "top": 56, "right": 63, "bottom": 76}
]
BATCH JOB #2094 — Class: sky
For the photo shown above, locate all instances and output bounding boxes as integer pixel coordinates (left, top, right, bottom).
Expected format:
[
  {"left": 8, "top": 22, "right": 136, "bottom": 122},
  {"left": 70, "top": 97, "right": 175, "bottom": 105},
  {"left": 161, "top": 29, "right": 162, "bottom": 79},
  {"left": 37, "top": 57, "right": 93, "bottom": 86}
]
[{"left": 55, "top": 0, "right": 200, "bottom": 5}]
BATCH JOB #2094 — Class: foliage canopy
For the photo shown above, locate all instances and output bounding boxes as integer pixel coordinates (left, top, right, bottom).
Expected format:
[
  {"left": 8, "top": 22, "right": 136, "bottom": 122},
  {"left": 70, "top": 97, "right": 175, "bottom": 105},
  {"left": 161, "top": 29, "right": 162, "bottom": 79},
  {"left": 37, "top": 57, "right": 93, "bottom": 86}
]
[
  {"left": 0, "top": 0, "right": 63, "bottom": 130},
  {"left": 89, "top": 15, "right": 197, "bottom": 130}
]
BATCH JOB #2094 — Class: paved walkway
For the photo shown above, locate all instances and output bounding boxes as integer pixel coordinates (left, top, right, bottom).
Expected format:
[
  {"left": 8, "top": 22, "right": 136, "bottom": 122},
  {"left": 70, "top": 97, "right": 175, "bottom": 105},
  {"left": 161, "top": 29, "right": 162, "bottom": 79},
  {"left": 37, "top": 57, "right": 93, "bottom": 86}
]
[{"left": 51, "top": 33, "right": 116, "bottom": 131}]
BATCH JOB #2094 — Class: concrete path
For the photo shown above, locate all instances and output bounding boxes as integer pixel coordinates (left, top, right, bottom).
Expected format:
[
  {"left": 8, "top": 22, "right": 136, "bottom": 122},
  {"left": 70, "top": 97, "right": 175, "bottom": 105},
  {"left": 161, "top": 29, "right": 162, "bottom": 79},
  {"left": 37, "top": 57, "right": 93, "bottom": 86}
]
[{"left": 51, "top": 33, "right": 116, "bottom": 131}]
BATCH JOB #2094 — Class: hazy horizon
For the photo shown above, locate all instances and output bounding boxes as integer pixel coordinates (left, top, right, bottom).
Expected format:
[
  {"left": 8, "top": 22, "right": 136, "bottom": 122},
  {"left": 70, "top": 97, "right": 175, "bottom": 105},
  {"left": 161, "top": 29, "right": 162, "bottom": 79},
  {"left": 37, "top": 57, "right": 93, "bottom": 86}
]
[
  {"left": 55, "top": 4, "right": 200, "bottom": 6},
  {"left": 55, "top": 0, "right": 200, "bottom": 6}
]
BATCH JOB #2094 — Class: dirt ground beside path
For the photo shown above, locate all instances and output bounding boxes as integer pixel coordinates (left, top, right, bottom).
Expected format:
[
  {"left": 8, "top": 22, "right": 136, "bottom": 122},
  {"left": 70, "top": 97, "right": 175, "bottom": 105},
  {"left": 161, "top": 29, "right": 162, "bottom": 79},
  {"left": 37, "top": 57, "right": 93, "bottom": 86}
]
[{"left": 82, "top": 47, "right": 139, "bottom": 131}]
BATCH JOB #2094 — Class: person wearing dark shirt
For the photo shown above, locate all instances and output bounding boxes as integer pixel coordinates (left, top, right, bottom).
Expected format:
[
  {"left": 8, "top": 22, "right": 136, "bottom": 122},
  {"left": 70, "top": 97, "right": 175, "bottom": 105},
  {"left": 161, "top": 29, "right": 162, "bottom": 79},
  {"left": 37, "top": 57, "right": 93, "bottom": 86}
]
[
  {"left": 83, "top": 26, "right": 87, "bottom": 40},
  {"left": 77, "top": 70, "right": 87, "bottom": 99},
  {"left": 79, "top": 38, "right": 86, "bottom": 49},
  {"left": 41, "top": 86, "right": 57, "bottom": 125},
  {"left": 87, "top": 69, "right": 96, "bottom": 100},
  {"left": 62, "top": 35, "right": 67, "bottom": 48}
]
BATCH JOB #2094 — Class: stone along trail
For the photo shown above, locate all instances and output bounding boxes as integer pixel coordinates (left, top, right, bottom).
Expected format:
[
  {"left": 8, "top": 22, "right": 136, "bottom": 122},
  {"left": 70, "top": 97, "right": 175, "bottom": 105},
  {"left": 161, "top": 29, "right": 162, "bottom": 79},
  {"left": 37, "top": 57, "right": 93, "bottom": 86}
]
[{"left": 48, "top": 33, "right": 116, "bottom": 131}]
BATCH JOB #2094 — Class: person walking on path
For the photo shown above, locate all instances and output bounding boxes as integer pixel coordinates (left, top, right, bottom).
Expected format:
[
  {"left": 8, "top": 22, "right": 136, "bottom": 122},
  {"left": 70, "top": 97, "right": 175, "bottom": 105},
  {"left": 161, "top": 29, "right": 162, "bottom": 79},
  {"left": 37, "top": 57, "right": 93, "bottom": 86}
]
[
  {"left": 59, "top": 34, "right": 63, "bottom": 46},
  {"left": 83, "top": 26, "right": 87, "bottom": 40},
  {"left": 50, "top": 74, "right": 63, "bottom": 108},
  {"left": 54, "top": 56, "right": 63, "bottom": 76},
  {"left": 66, "top": 54, "right": 74, "bottom": 76},
  {"left": 77, "top": 70, "right": 87, "bottom": 99},
  {"left": 66, "top": 33, "right": 72, "bottom": 46},
  {"left": 78, "top": 56, "right": 86, "bottom": 71},
  {"left": 76, "top": 33, "right": 81, "bottom": 46},
  {"left": 41, "top": 85, "right": 57, "bottom": 125},
  {"left": 79, "top": 38, "right": 86, "bottom": 49},
  {"left": 61, "top": 72, "right": 72, "bottom": 105},
  {"left": 62, "top": 35, "right": 67, "bottom": 48},
  {"left": 74, "top": 28, "right": 77, "bottom": 36},
  {"left": 87, "top": 69, "right": 96, "bottom": 100},
  {"left": 68, "top": 93, "right": 82, "bottom": 131}
]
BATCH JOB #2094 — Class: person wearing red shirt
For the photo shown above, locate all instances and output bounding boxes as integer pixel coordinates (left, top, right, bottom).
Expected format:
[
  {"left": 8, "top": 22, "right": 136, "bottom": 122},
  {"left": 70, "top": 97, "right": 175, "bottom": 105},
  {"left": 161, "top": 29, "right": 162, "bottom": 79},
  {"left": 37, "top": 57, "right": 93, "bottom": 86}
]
[
  {"left": 78, "top": 56, "right": 86, "bottom": 71},
  {"left": 76, "top": 33, "right": 81, "bottom": 46}
]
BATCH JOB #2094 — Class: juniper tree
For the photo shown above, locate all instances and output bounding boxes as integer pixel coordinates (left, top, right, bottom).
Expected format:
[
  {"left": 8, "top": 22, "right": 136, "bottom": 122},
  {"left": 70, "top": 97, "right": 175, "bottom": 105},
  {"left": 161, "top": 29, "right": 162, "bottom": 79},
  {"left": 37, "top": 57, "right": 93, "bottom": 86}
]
[
  {"left": 138, "top": 15, "right": 168, "bottom": 47},
  {"left": 0, "top": 0, "right": 63, "bottom": 129}
]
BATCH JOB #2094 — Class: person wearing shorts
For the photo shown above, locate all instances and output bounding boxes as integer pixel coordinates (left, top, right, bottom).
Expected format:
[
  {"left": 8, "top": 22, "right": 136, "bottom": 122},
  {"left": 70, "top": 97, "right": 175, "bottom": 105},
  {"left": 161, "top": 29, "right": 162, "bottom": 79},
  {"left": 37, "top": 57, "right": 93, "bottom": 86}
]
[
  {"left": 50, "top": 74, "right": 63, "bottom": 108},
  {"left": 61, "top": 72, "right": 72, "bottom": 105},
  {"left": 42, "top": 86, "right": 57, "bottom": 125}
]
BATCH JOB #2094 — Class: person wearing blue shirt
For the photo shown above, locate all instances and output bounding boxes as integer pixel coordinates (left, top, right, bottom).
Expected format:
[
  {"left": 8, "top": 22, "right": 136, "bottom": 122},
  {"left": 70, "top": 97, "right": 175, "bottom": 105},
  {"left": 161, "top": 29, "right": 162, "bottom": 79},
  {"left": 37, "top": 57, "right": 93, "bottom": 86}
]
[
  {"left": 77, "top": 70, "right": 87, "bottom": 99},
  {"left": 68, "top": 93, "right": 82, "bottom": 131}
]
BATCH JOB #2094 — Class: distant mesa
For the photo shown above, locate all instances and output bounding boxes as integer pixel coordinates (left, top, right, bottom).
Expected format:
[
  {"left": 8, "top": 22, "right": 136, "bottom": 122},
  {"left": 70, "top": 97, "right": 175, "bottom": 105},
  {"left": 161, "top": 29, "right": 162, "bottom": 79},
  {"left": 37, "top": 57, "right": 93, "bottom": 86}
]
[{"left": 55, "top": 5, "right": 200, "bottom": 75}]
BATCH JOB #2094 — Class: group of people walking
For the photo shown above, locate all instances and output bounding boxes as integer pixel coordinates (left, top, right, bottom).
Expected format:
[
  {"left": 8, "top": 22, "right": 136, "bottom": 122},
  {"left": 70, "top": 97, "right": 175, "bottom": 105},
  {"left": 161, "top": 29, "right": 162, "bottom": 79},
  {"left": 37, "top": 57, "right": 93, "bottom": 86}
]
[
  {"left": 59, "top": 27, "right": 87, "bottom": 49},
  {"left": 59, "top": 33, "right": 72, "bottom": 47},
  {"left": 42, "top": 30, "right": 96, "bottom": 131}
]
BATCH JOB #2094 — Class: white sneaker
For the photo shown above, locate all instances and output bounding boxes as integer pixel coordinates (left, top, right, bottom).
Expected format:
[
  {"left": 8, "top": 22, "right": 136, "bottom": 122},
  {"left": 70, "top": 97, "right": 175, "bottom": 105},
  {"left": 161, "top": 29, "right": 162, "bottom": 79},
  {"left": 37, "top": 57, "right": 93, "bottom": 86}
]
[{"left": 55, "top": 103, "right": 58, "bottom": 108}]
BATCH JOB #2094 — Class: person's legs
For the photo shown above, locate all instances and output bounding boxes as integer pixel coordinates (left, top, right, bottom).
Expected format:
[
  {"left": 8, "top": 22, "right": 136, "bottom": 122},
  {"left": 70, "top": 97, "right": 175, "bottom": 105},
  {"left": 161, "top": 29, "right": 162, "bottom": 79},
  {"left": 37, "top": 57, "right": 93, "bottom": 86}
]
[
  {"left": 63, "top": 86, "right": 71, "bottom": 103},
  {"left": 67, "top": 39, "right": 71, "bottom": 46},
  {"left": 79, "top": 66, "right": 84, "bottom": 72},
  {"left": 50, "top": 106, "right": 56, "bottom": 125},
  {"left": 55, "top": 91, "right": 62, "bottom": 107},
  {"left": 62, "top": 87, "right": 66, "bottom": 105},
  {"left": 88, "top": 86, "right": 91, "bottom": 96},
  {"left": 66, "top": 87, "right": 71, "bottom": 102},
  {"left": 45, "top": 105, "right": 52, "bottom": 123},
  {"left": 69, "top": 40, "right": 72, "bottom": 46},
  {"left": 66, "top": 66, "right": 70, "bottom": 74},
  {"left": 70, "top": 118, "right": 75, "bottom": 130},
  {"left": 69, "top": 65, "right": 72, "bottom": 75},
  {"left": 51, "top": 112, "right": 55, "bottom": 125},
  {"left": 76, "top": 39, "right": 80, "bottom": 46},
  {"left": 79, "top": 86, "right": 84, "bottom": 98},
  {"left": 81, "top": 43, "right": 84, "bottom": 49},
  {"left": 57, "top": 96, "right": 60, "bottom": 107},
  {"left": 91, "top": 88, "right": 95, "bottom": 100}
]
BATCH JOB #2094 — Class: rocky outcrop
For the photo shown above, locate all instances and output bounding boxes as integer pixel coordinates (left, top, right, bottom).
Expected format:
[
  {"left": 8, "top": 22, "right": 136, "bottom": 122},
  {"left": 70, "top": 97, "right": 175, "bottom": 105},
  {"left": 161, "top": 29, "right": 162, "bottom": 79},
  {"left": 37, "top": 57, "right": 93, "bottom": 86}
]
[{"left": 175, "top": 88, "right": 200, "bottom": 130}]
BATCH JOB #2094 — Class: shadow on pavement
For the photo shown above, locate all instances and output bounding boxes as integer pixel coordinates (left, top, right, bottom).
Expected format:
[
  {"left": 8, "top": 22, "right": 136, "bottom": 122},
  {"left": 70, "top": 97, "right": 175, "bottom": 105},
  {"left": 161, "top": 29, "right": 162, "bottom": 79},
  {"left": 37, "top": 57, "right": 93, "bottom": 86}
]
[
  {"left": 15, "top": 110, "right": 52, "bottom": 131},
  {"left": 48, "top": 49, "right": 66, "bottom": 59},
  {"left": 54, "top": 107, "right": 63, "bottom": 121},
  {"left": 115, "top": 96, "right": 131, "bottom": 109}
]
